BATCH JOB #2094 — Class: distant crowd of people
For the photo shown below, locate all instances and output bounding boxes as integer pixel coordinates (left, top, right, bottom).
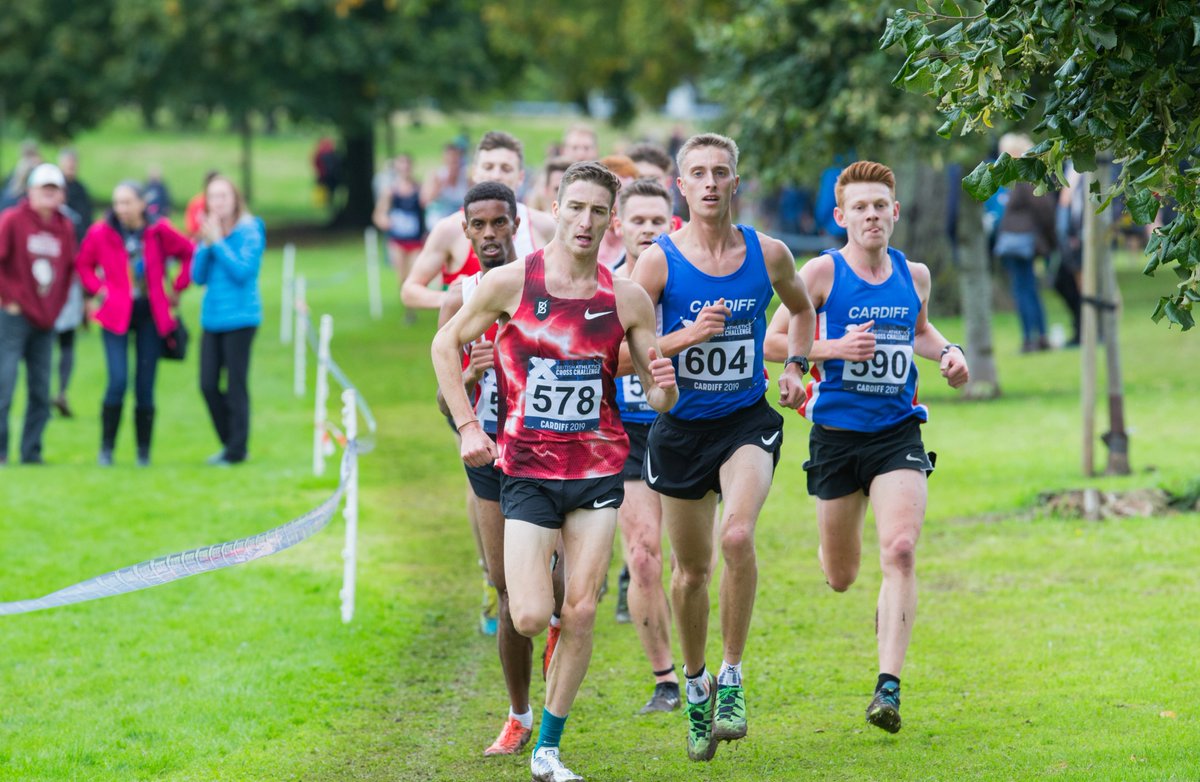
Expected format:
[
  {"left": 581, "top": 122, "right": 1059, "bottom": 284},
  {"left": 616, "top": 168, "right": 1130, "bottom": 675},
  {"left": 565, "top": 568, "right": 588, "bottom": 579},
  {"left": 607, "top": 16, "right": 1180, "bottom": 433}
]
[{"left": 0, "top": 147, "right": 264, "bottom": 467}]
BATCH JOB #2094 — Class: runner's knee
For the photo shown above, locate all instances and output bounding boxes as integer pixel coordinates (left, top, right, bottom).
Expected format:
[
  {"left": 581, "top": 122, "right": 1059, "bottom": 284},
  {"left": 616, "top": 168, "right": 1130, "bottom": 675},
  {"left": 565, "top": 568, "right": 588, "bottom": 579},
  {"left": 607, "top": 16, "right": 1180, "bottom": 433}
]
[
  {"left": 560, "top": 594, "right": 597, "bottom": 632},
  {"left": 627, "top": 541, "right": 663, "bottom": 586},
  {"left": 881, "top": 535, "right": 917, "bottom": 573},
  {"left": 719, "top": 520, "right": 755, "bottom": 565},
  {"left": 510, "top": 602, "right": 552, "bottom": 638}
]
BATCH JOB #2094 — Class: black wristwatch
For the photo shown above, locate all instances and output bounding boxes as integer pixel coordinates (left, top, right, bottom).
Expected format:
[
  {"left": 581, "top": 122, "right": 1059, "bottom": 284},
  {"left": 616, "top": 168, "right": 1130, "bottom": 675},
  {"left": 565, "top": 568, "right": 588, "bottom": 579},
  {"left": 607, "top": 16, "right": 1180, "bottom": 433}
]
[
  {"left": 784, "top": 355, "right": 810, "bottom": 375},
  {"left": 940, "top": 343, "right": 963, "bottom": 358}
]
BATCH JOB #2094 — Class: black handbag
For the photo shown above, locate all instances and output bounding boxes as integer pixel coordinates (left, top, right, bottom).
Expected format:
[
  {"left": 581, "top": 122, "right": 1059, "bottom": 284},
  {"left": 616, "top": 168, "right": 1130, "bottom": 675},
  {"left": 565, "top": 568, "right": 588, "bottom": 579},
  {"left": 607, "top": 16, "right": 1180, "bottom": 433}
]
[{"left": 161, "top": 316, "right": 189, "bottom": 361}]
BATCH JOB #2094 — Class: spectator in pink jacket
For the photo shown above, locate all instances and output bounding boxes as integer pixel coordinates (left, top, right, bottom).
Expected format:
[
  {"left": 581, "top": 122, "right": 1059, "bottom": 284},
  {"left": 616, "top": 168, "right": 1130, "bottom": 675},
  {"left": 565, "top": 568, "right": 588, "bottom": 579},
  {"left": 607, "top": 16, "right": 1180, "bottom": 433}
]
[{"left": 77, "top": 181, "right": 193, "bottom": 466}]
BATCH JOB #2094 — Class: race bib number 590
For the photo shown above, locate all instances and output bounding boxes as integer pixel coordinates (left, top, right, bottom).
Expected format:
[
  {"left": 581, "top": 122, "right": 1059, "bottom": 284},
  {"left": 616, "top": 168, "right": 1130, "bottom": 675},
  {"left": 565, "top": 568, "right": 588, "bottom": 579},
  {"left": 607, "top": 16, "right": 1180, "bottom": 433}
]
[
  {"left": 523, "top": 357, "right": 602, "bottom": 432},
  {"left": 845, "top": 343, "right": 913, "bottom": 396}
]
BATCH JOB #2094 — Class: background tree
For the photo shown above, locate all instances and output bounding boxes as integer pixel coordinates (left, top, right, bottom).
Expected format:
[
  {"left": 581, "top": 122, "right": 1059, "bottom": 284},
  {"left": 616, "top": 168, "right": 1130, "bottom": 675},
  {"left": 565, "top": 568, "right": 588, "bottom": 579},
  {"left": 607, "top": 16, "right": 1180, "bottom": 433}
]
[
  {"left": 5, "top": 0, "right": 504, "bottom": 227},
  {"left": 700, "top": 0, "right": 1002, "bottom": 397},
  {"left": 0, "top": 0, "right": 121, "bottom": 143},
  {"left": 885, "top": 0, "right": 1200, "bottom": 330},
  {"left": 481, "top": 0, "right": 728, "bottom": 126}
]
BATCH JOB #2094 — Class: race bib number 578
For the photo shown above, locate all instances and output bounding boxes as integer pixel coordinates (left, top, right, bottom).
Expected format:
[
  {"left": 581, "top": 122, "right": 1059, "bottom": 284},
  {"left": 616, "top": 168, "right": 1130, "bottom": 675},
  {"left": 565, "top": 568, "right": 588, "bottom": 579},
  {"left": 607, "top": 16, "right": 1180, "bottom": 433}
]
[{"left": 523, "top": 357, "right": 602, "bottom": 433}]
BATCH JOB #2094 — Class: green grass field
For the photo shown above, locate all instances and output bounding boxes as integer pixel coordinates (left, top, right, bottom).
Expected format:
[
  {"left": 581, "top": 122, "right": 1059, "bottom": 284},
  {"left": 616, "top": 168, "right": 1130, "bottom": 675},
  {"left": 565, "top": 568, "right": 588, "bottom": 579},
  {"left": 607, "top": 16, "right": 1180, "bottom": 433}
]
[{"left": 1, "top": 233, "right": 1198, "bottom": 781}]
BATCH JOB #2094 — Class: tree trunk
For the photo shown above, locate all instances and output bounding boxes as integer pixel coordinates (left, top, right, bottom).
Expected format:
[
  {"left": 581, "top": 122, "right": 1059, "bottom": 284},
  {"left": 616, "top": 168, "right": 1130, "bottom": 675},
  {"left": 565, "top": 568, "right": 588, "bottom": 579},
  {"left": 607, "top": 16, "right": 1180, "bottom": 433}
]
[
  {"left": 239, "top": 113, "right": 253, "bottom": 206},
  {"left": 334, "top": 124, "right": 375, "bottom": 228},
  {"left": 383, "top": 109, "right": 396, "bottom": 162},
  {"left": 1080, "top": 171, "right": 1099, "bottom": 477},
  {"left": 955, "top": 193, "right": 1001, "bottom": 399},
  {"left": 1097, "top": 162, "right": 1129, "bottom": 475}
]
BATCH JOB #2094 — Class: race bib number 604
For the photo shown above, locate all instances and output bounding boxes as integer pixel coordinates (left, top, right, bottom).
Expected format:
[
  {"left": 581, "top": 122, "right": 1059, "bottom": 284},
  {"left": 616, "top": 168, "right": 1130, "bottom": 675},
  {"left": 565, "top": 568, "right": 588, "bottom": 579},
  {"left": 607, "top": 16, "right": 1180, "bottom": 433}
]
[
  {"left": 677, "top": 319, "right": 756, "bottom": 393},
  {"left": 523, "top": 357, "right": 602, "bottom": 432}
]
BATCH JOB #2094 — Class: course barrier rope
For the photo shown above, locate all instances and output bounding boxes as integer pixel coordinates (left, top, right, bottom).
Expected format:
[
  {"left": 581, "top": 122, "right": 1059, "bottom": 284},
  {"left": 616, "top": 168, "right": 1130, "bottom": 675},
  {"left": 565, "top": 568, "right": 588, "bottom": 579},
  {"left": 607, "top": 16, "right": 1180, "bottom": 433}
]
[
  {"left": 301, "top": 309, "right": 377, "bottom": 438},
  {"left": 0, "top": 442, "right": 357, "bottom": 617}
]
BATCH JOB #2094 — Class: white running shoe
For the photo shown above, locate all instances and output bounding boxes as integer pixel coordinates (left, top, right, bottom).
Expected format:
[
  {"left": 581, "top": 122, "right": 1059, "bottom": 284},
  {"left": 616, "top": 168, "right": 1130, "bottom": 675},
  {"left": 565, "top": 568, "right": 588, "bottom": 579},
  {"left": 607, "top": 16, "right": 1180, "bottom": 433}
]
[{"left": 530, "top": 747, "right": 583, "bottom": 782}]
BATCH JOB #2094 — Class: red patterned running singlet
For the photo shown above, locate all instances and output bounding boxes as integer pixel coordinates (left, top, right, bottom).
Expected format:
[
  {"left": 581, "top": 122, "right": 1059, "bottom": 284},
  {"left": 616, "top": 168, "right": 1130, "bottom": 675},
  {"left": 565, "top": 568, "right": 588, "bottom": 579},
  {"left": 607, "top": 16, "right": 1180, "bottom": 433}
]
[{"left": 495, "top": 250, "right": 629, "bottom": 479}]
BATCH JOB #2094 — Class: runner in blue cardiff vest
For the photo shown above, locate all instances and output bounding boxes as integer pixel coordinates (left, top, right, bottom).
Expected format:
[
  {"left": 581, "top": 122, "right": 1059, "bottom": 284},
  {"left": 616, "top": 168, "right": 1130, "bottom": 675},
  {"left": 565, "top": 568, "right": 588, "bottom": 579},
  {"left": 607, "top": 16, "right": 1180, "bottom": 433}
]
[
  {"left": 764, "top": 160, "right": 969, "bottom": 735},
  {"left": 632, "top": 133, "right": 815, "bottom": 762}
]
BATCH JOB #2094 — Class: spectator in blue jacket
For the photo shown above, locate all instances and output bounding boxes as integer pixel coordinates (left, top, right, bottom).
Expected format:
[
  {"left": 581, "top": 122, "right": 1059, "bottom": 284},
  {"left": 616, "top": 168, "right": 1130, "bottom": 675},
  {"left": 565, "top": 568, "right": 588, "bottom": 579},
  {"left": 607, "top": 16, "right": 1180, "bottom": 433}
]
[{"left": 191, "top": 176, "right": 263, "bottom": 465}]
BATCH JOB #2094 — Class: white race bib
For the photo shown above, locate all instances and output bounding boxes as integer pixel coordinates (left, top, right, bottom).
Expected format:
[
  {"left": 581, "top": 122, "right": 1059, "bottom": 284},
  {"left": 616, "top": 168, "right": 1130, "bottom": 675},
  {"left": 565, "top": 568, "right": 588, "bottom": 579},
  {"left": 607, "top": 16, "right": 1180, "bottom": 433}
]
[
  {"left": 389, "top": 209, "right": 420, "bottom": 238},
  {"left": 620, "top": 374, "right": 652, "bottom": 413},
  {"left": 523, "top": 357, "right": 602, "bottom": 433},
  {"left": 844, "top": 343, "right": 913, "bottom": 396},
  {"left": 677, "top": 320, "right": 756, "bottom": 393},
  {"left": 475, "top": 368, "right": 499, "bottom": 434}
]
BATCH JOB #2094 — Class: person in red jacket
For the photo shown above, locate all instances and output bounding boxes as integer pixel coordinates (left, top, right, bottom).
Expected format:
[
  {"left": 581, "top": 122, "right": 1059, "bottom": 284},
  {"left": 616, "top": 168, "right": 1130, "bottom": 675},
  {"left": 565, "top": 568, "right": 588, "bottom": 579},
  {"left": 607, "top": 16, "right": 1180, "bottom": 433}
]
[
  {"left": 0, "top": 163, "right": 77, "bottom": 465},
  {"left": 77, "top": 181, "right": 194, "bottom": 466}
]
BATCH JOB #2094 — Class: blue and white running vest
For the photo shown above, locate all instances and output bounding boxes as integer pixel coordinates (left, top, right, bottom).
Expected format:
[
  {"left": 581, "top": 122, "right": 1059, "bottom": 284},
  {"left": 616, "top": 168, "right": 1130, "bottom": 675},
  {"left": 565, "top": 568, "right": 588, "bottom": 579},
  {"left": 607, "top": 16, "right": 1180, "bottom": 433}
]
[
  {"left": 801, "top": 247, "right": 928, "bottom": 432},
  {"left": 657, "top": 225, "right": 772, "bottom": 421}
]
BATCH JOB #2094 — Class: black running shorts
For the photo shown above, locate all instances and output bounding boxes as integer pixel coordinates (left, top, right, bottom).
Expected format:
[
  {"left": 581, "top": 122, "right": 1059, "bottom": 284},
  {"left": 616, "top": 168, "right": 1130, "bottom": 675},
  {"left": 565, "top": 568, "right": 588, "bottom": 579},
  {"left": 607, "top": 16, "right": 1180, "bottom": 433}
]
[
  {"left": 803, "top": 417, "right": 935, "bottom": 500},
  {"left": 642, "top": 397, "right": 784, "bottom": 500},
  {"left": 621, "top": 422, "right": 652, "bottom": 481},
  {"left": 501, "top": 473, "right": 625, "bottom": 530},
  {"left": 465, "top": 461, "right": 503, "bottom": 502}
]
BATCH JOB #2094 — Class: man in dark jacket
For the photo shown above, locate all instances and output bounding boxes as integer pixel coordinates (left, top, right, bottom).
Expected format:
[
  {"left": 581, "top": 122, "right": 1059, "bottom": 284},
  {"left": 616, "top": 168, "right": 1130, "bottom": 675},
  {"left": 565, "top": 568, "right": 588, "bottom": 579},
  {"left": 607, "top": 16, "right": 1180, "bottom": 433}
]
[{"left": 0, "top": 163, "right": 77, "bottom": 464}]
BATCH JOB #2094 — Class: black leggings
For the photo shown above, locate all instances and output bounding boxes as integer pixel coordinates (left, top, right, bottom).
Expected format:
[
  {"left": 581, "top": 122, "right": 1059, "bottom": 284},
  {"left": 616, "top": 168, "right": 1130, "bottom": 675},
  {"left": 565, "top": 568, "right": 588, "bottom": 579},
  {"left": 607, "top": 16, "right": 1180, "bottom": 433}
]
[{"left": 199, "top": 326, "right": 257, "bottom": 462}]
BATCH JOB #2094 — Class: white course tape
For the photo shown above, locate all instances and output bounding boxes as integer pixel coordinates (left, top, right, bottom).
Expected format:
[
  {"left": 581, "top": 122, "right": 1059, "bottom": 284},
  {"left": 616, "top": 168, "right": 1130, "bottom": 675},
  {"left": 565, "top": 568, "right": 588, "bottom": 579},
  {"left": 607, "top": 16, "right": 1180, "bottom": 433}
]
[{"left": 0, "top": 443, "right": 358, "bottom": 617}]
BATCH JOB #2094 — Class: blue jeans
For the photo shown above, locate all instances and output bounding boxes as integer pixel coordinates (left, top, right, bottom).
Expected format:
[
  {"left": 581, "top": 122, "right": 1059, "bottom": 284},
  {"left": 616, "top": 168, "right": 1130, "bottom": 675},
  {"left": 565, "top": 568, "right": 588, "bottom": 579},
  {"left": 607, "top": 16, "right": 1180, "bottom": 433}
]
[
  {"left": 0, "top": 310, "right": 54, "bottom": 462},
  {"left": 101, "top": 298, "right": 161, "bottom": 408},
  {"left": 1001, "top": 254, "right": 1047, "bottom": 344}
]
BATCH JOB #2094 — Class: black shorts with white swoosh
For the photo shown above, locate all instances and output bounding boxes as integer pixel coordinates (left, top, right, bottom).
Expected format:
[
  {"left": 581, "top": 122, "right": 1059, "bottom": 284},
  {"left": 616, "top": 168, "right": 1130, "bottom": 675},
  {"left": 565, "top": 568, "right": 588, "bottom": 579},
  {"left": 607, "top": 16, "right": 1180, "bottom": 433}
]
[
  {"left": 501, "top": 473, "right": 624, "bottom": 529},
  {"left": 803, "top": 417, "right": 934, "bottom": 500},
  {"left": 642, "top": 396, "right": 784, "bottom": 500}
]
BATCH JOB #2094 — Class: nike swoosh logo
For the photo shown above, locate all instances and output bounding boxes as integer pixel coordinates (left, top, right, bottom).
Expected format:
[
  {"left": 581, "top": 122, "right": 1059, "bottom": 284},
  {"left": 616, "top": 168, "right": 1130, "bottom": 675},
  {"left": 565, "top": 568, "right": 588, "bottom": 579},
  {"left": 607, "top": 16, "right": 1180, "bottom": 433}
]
[
  {"left": 583, "top": 309, "right": 613, "bottom": 320},
  {"left": 906, "top": 453, "right": 925, "bottom": 464},
  {"left": 645, "top": 451, "right": 659, "bottom": 484},
  {"left": 592, "top": 498, "right": 617, "bottom": 508},
  {"left": 760, "top": 431, "right": 780, "bottom": 446}
]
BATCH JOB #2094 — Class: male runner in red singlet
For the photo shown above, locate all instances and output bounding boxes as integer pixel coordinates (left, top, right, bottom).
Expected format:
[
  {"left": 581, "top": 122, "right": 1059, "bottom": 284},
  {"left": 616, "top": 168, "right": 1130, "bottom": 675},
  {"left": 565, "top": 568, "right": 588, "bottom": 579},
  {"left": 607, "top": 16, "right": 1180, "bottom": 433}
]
[
  {"left": 433, "top": 162, "right": 678, "bottom": 782},
  {"left": 409, "top": 132, "right": 556, "bottom": 635},
  {"left": 763, "top": 161, "right": 969, "bottom": 733},
  {"left": 435, "top": 182, "right": 540, "bottom": 756},
  {"left": 403, "top": 131, "right": 555, "bottom": 310}
]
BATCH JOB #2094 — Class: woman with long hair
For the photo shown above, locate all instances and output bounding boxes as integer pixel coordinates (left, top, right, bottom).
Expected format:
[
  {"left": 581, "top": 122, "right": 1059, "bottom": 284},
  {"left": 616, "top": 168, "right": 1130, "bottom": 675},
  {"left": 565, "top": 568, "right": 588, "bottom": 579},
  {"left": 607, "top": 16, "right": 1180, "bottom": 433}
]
[
  {"left": 191, "top": 176, "right": 264, "bottom": 465},
  {"left": 76, "top": 181, "right": 194, "bottom": 466}
]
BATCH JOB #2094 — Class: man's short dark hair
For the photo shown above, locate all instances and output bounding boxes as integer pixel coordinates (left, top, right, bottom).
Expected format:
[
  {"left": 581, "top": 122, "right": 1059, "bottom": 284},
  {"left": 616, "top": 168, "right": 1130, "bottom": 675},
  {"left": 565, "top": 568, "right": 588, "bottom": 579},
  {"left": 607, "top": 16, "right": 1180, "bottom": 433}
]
[
  {"left": 618, "top": 178, "right": 672, "bottom": 212},
  {"left": 557, "top": 161, "right": 621, "bottom": 207},
  {"left": 476, "top": 131, "right": 524, "bottom": 165},
  {"left": 626, "top": 142, "right": 674, "bottom": 175},
  {"left": 543, "top": 156, "right": 572, "bottom": 178},
  {"left": 463, "top": 181, "right": 518, "bottom": 219}
]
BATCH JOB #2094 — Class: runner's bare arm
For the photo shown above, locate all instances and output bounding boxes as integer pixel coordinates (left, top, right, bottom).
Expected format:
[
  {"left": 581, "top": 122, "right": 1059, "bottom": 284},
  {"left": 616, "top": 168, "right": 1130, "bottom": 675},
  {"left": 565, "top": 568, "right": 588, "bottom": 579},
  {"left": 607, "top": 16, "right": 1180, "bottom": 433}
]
[
  {"left": 909, "top": 261, "right": 969, "bottom": 388},
  {"left": 372, "top": 190, "right": 391, "bottom": 233},
  {"left": 763, "top": 236, "right": 815, "bottom": 408},
  {"left": 434, "top": 281, "right": 468, "bottom": 418},
  {"left": 402, "top": 216, "right": 459, "bottom": 309},
  {"left": 617, "top": 278, "right": 678, "bottom": 413},
  {"left": 630, "top": 244, "right": 730, "bottom": 358},
  {"left": 431, "top": 263, "right": 523, "bottom": 464},
  {"left": 528, "top": 207, "right": 556, "bottom": 248}
]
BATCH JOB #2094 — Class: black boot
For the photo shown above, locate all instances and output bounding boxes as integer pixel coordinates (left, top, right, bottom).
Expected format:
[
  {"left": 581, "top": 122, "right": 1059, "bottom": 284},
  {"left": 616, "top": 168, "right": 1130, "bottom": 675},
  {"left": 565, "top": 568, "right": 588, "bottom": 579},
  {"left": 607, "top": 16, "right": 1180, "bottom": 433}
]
[
  {"left": 134, "top": 406, "right": 155, "bottom": 467},
  {"left": 99, "top": 403, "right": 122, "bottom": 466}
]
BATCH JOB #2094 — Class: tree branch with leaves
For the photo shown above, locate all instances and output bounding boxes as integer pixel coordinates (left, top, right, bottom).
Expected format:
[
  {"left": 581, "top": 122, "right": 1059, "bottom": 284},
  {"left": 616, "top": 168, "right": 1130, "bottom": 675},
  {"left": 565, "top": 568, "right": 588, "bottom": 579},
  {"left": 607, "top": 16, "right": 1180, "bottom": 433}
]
[{"left": 885, "top": 0, "right": 1200, "bottom": 329}]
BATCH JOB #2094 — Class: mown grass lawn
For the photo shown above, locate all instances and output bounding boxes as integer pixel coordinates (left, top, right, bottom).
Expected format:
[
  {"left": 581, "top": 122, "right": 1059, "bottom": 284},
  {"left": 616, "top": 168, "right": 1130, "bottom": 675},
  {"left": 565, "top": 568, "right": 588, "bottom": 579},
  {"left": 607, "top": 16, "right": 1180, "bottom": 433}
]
[{"left": 1, "top": 235, "right": 1197, "bottom": 781}]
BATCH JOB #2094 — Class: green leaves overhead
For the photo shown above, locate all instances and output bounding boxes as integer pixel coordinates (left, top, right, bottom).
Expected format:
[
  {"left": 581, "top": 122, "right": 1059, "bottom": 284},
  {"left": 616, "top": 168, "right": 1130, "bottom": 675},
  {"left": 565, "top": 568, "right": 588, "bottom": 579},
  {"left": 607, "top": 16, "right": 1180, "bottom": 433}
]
[
  {"left": 886, "top": 0, "right": 1200, "bottom": 329},
  {"left": 700, "top": 0, "right": 971, "bottom": 188}
]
